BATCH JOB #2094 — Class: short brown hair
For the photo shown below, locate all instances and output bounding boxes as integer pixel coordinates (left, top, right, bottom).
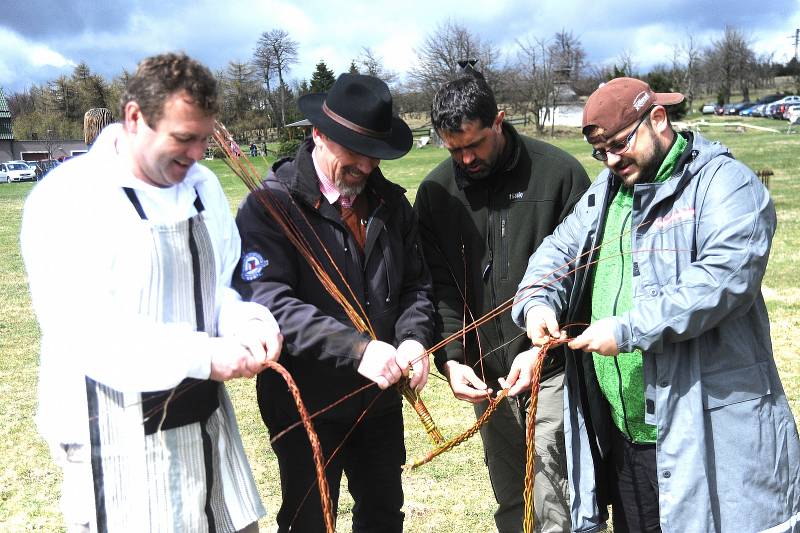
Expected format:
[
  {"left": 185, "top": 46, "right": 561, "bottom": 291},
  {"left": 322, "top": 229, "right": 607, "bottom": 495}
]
[{"left": 121, "top": 52, "right": 218, "bottom": 126}]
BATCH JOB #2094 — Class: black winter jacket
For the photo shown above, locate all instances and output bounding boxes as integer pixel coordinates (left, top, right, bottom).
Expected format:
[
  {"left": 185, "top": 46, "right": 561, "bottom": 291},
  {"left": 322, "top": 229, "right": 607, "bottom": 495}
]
[
  {"left": 414, "top": 123, "right": 590, "bottom": 382},
  {"left": 234, "top": 140, "right": 435, "bottom": 428}
]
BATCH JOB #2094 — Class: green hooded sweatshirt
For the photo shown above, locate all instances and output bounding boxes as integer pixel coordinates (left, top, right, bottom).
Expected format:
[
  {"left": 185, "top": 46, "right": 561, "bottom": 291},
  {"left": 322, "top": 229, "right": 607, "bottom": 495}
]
[{"left": 591, "top": 133, "right": 687, "bottom": 443}]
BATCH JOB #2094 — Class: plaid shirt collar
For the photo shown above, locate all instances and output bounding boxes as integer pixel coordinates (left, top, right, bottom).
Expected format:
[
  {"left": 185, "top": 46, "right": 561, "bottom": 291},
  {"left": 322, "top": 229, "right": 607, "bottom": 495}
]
[{"left": 312, "top": 148, "right": 354, "bottom": 209}]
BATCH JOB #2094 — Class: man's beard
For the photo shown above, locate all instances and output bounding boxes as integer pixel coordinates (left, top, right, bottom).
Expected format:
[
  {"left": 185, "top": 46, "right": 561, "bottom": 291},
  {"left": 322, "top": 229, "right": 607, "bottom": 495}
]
[
  {"left": 456, "top": 158, "right": 492, "bottom": 180},
  {"left": 614, "top": 137, "right": 668, "bottom": 187},
  {"left": 334, "top": 166, "right": 368, "bottom": 196}
]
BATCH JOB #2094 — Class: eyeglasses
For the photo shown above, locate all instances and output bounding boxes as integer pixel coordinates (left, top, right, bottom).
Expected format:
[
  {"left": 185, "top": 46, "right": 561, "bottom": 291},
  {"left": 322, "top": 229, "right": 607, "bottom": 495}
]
[{"left": 591, "top": 109, "right": 651, "bottom": 162}]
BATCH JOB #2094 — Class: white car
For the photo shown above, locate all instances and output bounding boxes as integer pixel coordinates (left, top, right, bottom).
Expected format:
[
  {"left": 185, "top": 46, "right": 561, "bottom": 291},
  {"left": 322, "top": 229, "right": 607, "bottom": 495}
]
[
  {"left": 0, "top": 167, "right": 8, "bottom": 183},
  {"left": 787, "top": 105, "right": 800, "bottom": 124},
  {"left": 766, "top": 95, "right": 800, "bottom": 118},
  {"left": 0, "top": 161, "right": 36, "bottom": 182}
]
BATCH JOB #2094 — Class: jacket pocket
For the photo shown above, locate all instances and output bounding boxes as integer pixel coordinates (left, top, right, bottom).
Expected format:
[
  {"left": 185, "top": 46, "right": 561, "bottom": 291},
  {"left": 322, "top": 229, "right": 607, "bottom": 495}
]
[
  {"left": 702, "top": 361, "right": 771, "bottom": 410},
  {"left": 500, "top": 208, "right": 509, "bottom": 280}
]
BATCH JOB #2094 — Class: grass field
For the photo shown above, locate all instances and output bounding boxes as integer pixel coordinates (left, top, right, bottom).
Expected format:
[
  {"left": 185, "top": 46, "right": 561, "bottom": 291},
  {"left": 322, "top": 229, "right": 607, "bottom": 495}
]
[{"left": 1, "top": 115, "right": 798, "bottom": 532}]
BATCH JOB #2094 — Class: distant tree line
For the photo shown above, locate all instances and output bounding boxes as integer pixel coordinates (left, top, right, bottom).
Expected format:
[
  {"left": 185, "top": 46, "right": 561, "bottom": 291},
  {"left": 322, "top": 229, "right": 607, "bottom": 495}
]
[{"left": 6, "top": 22, "right": 800, "bottom": 141}]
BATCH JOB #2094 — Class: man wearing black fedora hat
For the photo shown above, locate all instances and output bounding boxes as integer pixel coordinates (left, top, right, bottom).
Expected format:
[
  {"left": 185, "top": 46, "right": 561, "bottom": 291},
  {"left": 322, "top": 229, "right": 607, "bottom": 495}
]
[{"left": 233, "top": 73, "right": 435, "bottom": 532}]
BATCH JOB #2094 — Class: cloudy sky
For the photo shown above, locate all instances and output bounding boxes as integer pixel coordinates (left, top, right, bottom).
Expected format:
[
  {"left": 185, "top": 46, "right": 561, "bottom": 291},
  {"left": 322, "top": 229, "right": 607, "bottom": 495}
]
[{"left": 2, "top": 0, "right": 799, "bottom": 95}]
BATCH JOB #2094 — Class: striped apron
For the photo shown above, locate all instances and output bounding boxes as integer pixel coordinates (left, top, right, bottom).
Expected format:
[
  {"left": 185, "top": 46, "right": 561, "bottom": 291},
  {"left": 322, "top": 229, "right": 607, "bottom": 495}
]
[{"left": 84, "top": 187, "right": 264, "bottom": 532}]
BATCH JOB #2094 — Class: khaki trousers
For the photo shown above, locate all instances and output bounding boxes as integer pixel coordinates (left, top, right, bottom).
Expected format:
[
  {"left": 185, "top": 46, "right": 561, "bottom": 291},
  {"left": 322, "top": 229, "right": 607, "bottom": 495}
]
[{"left": 474, "top": 372, "right": 570, "bottom": 533}]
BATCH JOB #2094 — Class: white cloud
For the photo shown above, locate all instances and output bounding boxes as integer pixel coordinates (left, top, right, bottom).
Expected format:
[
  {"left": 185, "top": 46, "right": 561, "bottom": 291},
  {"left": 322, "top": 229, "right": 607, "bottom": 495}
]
[
  {"left": 1, "top": 0, "right": 799, "bottom": 94},
  {"left": 0, "top": 28, "right": 76, "bottom": 91}
]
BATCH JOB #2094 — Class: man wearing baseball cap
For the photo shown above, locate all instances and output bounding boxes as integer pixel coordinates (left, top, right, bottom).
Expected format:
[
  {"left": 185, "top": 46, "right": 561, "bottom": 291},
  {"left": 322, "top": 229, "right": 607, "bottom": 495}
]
[
  {"left": 511, "top": 77, "right": 800, "bottom": 531},
  {"left": 233, "top": 73, "right": 435, "bottom": 532}
]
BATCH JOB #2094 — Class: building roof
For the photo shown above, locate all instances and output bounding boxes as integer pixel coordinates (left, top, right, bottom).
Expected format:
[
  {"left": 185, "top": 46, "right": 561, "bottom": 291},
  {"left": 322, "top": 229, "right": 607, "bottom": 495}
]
[{"left": 0, "top": 87, "right": 12, "bottom": 140}]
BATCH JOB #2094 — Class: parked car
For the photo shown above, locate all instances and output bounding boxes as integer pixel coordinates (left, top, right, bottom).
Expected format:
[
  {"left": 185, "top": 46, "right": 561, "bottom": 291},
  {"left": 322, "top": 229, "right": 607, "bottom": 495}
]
[
  {"left": 766, "top": 95, "right": 800, "bottom": 119},
  {"left": 701, "top": 103, "right": 721, "bottom": 115},
  {"left": 11, "top": 160, "right": 40, "bottom": 178},
  {"left": 36, "top": 159, "right": 60, "bottom": 178},
  {"left": 745, "top": 94, "right": 784, "bottom": 117},
  {"left": 739, "top": 104, "right": 759, "bottom": 117},
  {"left": 0, "top": 161, "right": 36, "bottom": 182},
  {"left": 0, "top": 167, "right": 8, "bottom": 184},
  {"left": 785, "top": 104, "right": 800, "bottom": 124},
  {"left": 725, "top": 102, "right": 753, "bottom": 115}
]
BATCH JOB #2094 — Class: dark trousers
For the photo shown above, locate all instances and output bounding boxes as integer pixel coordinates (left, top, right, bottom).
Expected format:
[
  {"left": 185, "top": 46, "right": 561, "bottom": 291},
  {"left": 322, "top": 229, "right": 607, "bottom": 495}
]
[
  {"left": 269, "top": 409, "right": 405, "bottom": 533},
  {"left": 610, "top": 429, "right": 661, "bottom": 533}
]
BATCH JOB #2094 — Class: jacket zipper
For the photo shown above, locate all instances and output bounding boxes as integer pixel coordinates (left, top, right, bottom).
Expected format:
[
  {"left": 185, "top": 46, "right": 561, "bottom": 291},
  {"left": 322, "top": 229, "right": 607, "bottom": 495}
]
[
  {"left": 486, "top": 197, "right": 505, "bottom": 355},
  {"left": 612, "top": 210, "right": 634, "bottom": 440},
  {"left": 500, "top": 208, "right": 509, "bottom": 280}
]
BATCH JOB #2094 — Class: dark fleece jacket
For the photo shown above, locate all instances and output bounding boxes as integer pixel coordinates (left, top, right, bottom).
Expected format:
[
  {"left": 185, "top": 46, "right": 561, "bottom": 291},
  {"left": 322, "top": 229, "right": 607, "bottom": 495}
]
[
  {"left": 234, "top": 139, "right": 435, "bottom": 428},
  {"left": 414, "top": 122, "right": 589, "bottom": 382}
]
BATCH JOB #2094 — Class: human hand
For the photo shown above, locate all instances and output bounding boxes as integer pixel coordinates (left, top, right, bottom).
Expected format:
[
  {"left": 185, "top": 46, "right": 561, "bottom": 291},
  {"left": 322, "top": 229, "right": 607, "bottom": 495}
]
[
  {"left": 498, "top": 348, "right": 539, "bottom": 397},
  {"left": 209, "top": 337, "right": 265, "bottom": 381},
  {"left": 568, "top": 318, "right": 619, "bottom": 356},
  {"left": 395, "top": 339, "right": 429, "bottom": 392},
  {"left": 357, "top": 340, "right": 404, "bottom": 389},
  {"left": 443, "top": 361, "right": 493, "bottom": 403},
  {"left": 233, "top": 317, "right": 284, "bottom": 365},
  {"left": 525, "top": 306, "right": 564, "bottom": 346}
]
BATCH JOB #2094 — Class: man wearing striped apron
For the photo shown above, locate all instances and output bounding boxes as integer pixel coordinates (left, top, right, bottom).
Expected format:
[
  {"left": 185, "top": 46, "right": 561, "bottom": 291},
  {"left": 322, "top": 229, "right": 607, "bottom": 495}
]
[{"left": 21, "top": 53, "right": 282, "bottom": 532}]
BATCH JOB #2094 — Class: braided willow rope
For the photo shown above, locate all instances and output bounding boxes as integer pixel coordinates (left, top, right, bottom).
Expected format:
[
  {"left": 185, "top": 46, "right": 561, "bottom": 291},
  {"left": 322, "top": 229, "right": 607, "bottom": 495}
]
[
  {"left": 404, "top": 389, "right": 509, "bottom": 470},
  {"left": 264, "top": 360, "right": 335, "bottom": 533},
  {"left": 398, "top": 379, "right": 445, "bottom": 445},
  {"left": 523, "top": 338, "right": 571, "bottom": 533}
]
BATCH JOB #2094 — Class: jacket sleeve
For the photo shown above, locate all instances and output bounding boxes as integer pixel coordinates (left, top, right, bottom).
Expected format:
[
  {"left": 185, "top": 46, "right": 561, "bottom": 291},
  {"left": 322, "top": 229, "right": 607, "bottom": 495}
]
[
  {"left": 233, "top": 186, "right": 370, "bottom": 370},
  {"left": 392, "top": 198, "right": 436, "bottom": 349},
  {"left": 414, "top": 181, "right": 468, "bottom": 371},
  {"left": 615, "top": 159, "right": 776, "bottom": 353}
]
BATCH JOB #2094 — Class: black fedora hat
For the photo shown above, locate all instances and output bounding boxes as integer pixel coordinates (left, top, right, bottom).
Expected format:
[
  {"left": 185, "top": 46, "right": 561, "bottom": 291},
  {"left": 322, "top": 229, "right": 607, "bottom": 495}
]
[{"left": 298, "top": 73, "right": 412, "bottom": 160}]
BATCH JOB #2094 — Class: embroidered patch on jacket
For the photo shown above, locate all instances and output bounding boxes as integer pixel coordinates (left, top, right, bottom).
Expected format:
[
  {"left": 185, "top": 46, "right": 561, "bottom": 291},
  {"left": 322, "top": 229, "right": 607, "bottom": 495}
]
[
  {"left": 509, "top": 191, "right": 524, "bottom": 201},
  {"left": 241, "top": 251, "right": 269, "bottom": 281},
  {"left": 652, "top": 207, "right": 695, "bottom": 229}
]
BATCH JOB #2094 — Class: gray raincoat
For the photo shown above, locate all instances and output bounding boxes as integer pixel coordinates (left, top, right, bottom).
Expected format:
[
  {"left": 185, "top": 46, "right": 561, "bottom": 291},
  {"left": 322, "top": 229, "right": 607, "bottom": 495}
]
[{"left": 512, "top": 132, "right": 800, "bottom": 532}]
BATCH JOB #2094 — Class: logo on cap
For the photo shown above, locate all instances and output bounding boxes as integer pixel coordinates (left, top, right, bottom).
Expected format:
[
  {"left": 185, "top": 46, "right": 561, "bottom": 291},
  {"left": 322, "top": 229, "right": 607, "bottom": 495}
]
[{"left": 632, "top": 91, "right": 650, "bottom": 111}]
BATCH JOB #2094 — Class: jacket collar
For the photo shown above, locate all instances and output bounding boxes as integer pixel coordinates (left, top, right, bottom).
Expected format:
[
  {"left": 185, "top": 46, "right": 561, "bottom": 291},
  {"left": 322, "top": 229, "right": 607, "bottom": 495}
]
[{"left": 454, "top": 121, "right": 522, "bottom": 190}]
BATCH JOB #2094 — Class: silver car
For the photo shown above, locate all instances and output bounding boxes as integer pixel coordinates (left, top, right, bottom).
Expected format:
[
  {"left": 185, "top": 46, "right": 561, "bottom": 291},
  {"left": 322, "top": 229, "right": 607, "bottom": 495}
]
[{"left": 0, "top": 161, "right": 36, "bottom": 182}]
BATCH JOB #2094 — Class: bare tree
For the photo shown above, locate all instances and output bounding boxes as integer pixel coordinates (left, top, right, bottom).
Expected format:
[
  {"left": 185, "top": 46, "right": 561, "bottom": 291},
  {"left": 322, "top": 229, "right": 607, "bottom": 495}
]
[
  {"left": 408, "top": 20, "right": 500, "bottom": 96},
  {"left": 253, "top": 29, "right": 299, "bottom": 128},
  {"left": 550, "top": 30, "right": 585, "bottom": 82},
  {"left": 674, "top": 34, "right": 703, "bottom": 112},
  {"left": 510, "top": 36, "right": 555, "bottom": 134},
  {"left": 615, "top": 50, "right": 638, "bottom": 78},
  {"left": 357, "top": 47, "right": 398, "bottom": 87},
  {"left": 507, "top": 31, "right": 585, "bottom": 135},
  {"left": 703, "top": 26, "right": 756, "bottom": 103}
]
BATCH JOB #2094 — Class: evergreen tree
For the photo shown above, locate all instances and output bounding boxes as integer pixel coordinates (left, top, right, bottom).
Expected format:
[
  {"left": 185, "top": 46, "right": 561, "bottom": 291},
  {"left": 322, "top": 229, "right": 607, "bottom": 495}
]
[{"left": 310, "top": 60, "right": 336, "bottom": 93}]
